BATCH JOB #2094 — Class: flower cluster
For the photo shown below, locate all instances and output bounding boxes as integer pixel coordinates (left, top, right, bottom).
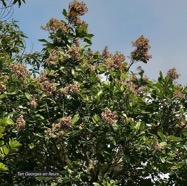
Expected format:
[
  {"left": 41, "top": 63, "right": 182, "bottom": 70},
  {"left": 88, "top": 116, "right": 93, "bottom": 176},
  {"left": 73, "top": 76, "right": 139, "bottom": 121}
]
[
  {"left": 131, "top": 35, "right": 152, "bottom": 63},
  {"left": 30, "top": 98, "right": 38, "bottom": 109},
  {"left": 68, "top": 0, "right": 88, "bottom": 25},
  {"left": 16, "top": 115, "right": 26, "bottom": 130},
  {"left": 125, "top": 81, "right": 136, "bottom": 94},
  {"left": 35, "top": 70, "right": 47, "bottom": 82},
  {"left": 69, "top": 0, "right": 88, "bottom": 16},
  {"left": 102, "top": 46, "right": 110, "bottom": 59},
  {"left": 68, "top": 43, "right": 81, "bottom": 61},
  {"left": 174, "top": 90, "right": 186, "bottom": 100},
  {"left": 0, "top": 75, "right": 9, "bottom": 83},
  {"left": 167, "top": 68, "right": 180, "bottom": 80},
  {"left": 129, "top": 73, "right": 137, "bottom": 83},
  {"left": 101, "top": 107, "right": 118, "bottom": 124},
  {"left": 60, "top": 83, "right": 80, "bottom": 96},
  {"left": 45, "top": 116, "right": 72, "bottom": 138},
  {"left": 41, "top": 81, "right": 57, "bottom": 96},
  {"left": 102, "top": 46, "right": 126, "bottom": 71},
  {"left": 136, "top": 86, "right": 149, "bottom": 95},
  {"left": 0, "top": 83, "right": 6, "bottom": 92},
  {"left": 10, "top": 63, "right": 30, "bottom": 78},
  {"left": 88, "top": 64, "right": 96, "bottom": 73},
  {"left": 34, "top": 71, "right": 57, "bottom": 95},
  {"left": 45, "top": 50, "right": 59, "bottom": 65},
  {"left": 42, "top": 18, "right": 69, "bottom": 32},
  {"left": 153, "top": 140, "right": 164, "bottom": 152},
  {"left": 59, "top": 116, "right": 72, "bottom": 127}
]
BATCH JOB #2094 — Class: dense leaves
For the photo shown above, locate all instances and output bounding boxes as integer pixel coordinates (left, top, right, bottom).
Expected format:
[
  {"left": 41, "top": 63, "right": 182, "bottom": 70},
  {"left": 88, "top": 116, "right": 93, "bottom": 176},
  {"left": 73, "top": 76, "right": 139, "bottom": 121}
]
[{"left": 0, "top": 0, "right": 187, "bottom": 185}]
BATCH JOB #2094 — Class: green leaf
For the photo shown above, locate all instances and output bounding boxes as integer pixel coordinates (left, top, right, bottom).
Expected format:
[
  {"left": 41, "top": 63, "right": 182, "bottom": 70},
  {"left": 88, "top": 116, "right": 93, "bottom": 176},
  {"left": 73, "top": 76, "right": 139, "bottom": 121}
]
[
  {"left": 0, "top": 118, "right": 14, "bottom": 127},
  {"left": 92, "top": 115, "right": 100, "bottom": 124},
  {"left": 72, "top": 114, "right": 79, "bottom": 125},
  {"left": 0, "top": 126, "right": 5, "bottom": 134},
  {"left": 169, "top": 135, "right": 182, "bottom": 142},
  {"left": 158, "top": 71, "right": 163, "bottom": 82},
  {"left": 9, "top": 139, "right": 21, "bottom": 149},
  {"left": 0, "top": 94, "right": 6, "bottom": 99},
  {"left": 182, "top": 128, "right": 187, "bottom": 137},
  {"left": 35, "top": 114, "right": 45, "bottom": 120},
  {"left": 167, "top": 152, "right": 176, "bottom": 158},
  {"left": 134, "top": 121, "right": 141, "bottom": 131},
  {"left": 158, "top": 131, "right": 166, "bottom": 141},
  {"left": 0, "top": 162, "right": 8, "bottom": 171},
  {"left": 62, "top": 9, "right": 67, "bottom": 17},
  {"left": 95, "top": 90, "right": 103, "bottom": 99},
  {"left": 98, "top": 64, "right": 106, "bottom": 74},
  {"left": 171, "top": 161, "right": 185, "bottom": 169},
  {"left": 160, "top": 142, "right": 167, "bottom": 147},
  {"left": 0, "top": 140, "right": 4, "bottom": 147},
  {"left": 2, "top": 145, "right": 9, "bottom": 155},
  {"left": 93, "top": 183, "right": 101, "bottom": 186},
  {"left": 84, "top": 34, "right": 94, "bottom": 45},
  {"left": 0, "top": 134, "right": 3, "bottom": 139},
  {"left": 38, "top": 39, "right": 48, "bottom": 43},
  {"left": 25, "top": 92, "right": 32, "bottom": 100}
]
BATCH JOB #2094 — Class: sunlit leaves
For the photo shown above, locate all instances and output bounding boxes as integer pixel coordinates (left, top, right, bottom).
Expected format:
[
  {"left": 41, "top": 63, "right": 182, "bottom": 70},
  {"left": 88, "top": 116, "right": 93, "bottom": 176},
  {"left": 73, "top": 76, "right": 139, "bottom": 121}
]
[
  {"left": 0, "top": 118, "right": 14, "bottom": 127},
  {"left": 0, "top": 162, "right": 8, "bottom": 171}
]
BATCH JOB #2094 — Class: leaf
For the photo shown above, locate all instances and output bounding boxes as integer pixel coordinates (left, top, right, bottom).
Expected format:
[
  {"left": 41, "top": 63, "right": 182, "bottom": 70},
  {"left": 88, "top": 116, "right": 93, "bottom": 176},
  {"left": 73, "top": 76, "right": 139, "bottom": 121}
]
[
  {"left": 0, "top": 134, "right": 3, "bottom": 139},
  {"left": 12, "top": 0, "right": 25, "bottom": 7},
  {"left": 167, "top": 152, "right": 176, "bottom": 158},
  {"left": 38, "top": 39, "right": 48, "bottom": 43},
  {"left": 158, "top": 71, "right": 163, "bottom": 82},
  {"left": 169, "top": 135, "right": 182, "bottom": 142},
  {"left": 95, "top": 90, "right": 103, "bottom": 99},
  {"left": 0, "top": 162, "right": 8, "bottom": 171},
  {"left": 62, "top": 9, "right": 67, "bottom": 17},
  {"left": 1, "top": 0, "right": 6, "bottom": 6},
  {"left": 0, "top": 94, "right": 6, "bottom": 99},
  {"left": 158, "top": 131, "right": 166, "bottom": 141},
  {"left": 134, "top": 122, "right": 141, "bottom": 131},
  {"left": 92, "top": 115, "right": 100, "bottom": 124},
  {"left": 9, "top": 139, "right": 21, "bottom": 149},
  {"left": 35, "top": 114, "right": 44, "bottom": 120},
  {"left": 2, "top": 145, "right": 9, "bottom": 155},
  {"left": 171, "top": 161, "right": 185, "bottom": 170},
  {"left": 72, "top": 114, "right": 79, "bottom": 125},
  {"left": 182, "top": 128, "right": 187, "bottom": 137},
  {"left": 84, "top": 34, "right": 94, "bottom": 45},
  {"left": 0, "top": 126, "right": 5, "bottom": 134},
  {"left": 0, "top": 118, "right": 14, "bottom": 127},
  {"left": 98, "top": 64, "right": 106, "bottom": 74},
  {"left": 25, "top": 92, "right": 31, "bottom": 100},
  {"left": 0, "top": 140, "right": 4, "bottom": 147},
  {"left": 93, "top": 183, "right": 101, "bottom": 186},
  {"left": 160, "top": 142, "right": 167, "bottom": 147}
]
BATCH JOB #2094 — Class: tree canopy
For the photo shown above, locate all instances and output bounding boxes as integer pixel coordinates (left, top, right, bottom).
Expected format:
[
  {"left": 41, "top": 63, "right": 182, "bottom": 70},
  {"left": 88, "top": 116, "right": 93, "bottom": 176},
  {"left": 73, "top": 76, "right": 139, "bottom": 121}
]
[{"left": 0, "top": 1, "right": 187, "bottom": 185}]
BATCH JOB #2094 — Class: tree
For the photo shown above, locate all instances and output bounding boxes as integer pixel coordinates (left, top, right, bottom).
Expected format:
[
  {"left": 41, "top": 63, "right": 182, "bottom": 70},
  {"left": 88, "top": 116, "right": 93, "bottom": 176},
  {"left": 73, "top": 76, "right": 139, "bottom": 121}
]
[{"left": 1, "top": 0, "right": 187, "bottom": 185}]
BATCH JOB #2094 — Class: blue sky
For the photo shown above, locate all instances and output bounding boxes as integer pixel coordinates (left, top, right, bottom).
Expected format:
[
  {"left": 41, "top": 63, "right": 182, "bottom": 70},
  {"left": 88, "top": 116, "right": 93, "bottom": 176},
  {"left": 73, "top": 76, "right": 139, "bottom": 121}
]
[{"left": 11, "top": 0, "right": 187, "bottom": 85}]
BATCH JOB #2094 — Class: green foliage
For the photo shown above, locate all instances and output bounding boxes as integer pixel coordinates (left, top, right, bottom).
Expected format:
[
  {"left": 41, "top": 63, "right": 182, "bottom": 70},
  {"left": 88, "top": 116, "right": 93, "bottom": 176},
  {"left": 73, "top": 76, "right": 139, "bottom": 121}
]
[{"left": 0, "top": 0, "right": 187, "bottom": 185}]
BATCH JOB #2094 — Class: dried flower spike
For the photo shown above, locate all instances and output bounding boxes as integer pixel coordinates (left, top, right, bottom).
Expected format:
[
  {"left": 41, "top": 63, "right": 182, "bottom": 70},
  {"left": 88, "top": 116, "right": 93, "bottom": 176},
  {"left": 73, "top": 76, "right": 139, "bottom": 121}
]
[
  {"left": 69, "top": 0, "right": 88, "bottom": 17},
  {"left": 167, "top": 68, "right": 180, "bottom": 80},
  {"left": 131, "top": 35, "right": 152, "bottom": 63},
  {"left": 101, "top": 107, "right": 118, "bottom": 124},
  {"left": 16, "top": 115, "right": 26, "bottom": 130}
]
